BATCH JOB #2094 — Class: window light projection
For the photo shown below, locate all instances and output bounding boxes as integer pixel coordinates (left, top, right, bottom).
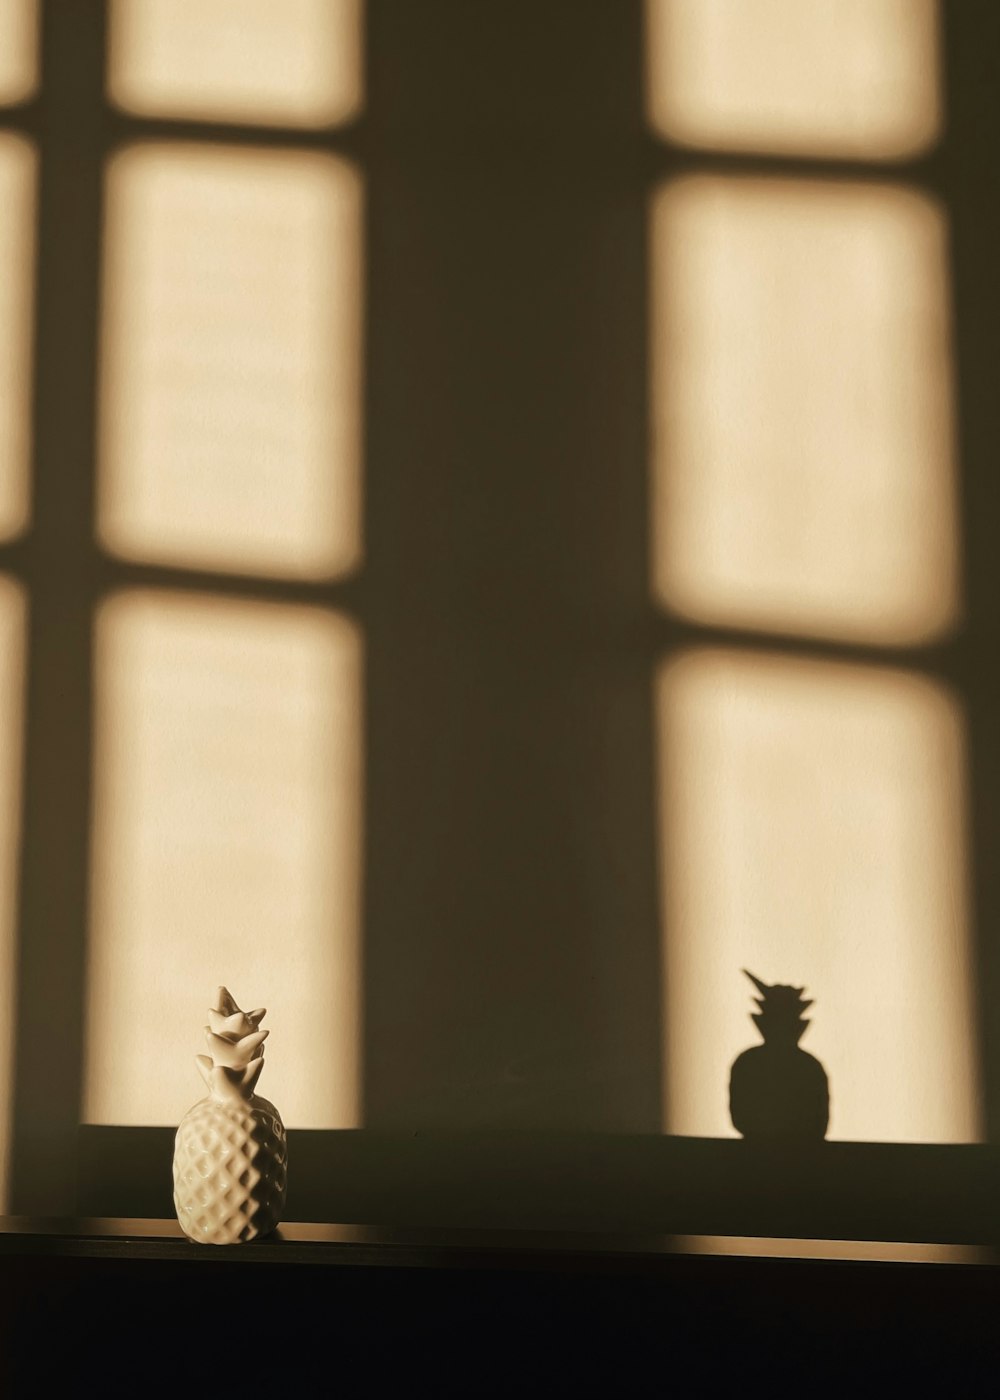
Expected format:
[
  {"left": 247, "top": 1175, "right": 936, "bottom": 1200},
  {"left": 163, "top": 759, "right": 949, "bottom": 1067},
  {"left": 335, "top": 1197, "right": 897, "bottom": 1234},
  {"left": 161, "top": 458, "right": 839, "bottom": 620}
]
[
  {"left": 658, "top": 649, "right": 979, "bottom": 1145},
  {"left": 99, "top": 143, "right": 363, "bottom": 581},
  {"left": 109, "top": 0, "right": 362, "bottom": 129},
  {"left": 85, "top": 591, "right": 363, "bottom": 1129},
  {"left": 0, "top": 0, "right": 37, "bottom": 106},
  {"left": 646, "top": 0, "right": 940, "bottom": 159},
  {"left": 0, "top": 134, "right": 35, "bottom": 543},
  {"left": 0, "top": 578, "right": 25, "bottom": 1210},
  {"left": 652, "top": 176, "right": 958, "bottom": 645}
]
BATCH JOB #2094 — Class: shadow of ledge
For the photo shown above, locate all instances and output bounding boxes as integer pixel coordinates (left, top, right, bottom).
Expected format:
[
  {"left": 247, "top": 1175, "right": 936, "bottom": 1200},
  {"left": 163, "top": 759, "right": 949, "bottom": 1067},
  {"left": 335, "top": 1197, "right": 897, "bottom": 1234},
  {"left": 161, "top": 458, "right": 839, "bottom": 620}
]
[{"left": 77, "top": 1127, "right": 1000, "bottom": 1244}]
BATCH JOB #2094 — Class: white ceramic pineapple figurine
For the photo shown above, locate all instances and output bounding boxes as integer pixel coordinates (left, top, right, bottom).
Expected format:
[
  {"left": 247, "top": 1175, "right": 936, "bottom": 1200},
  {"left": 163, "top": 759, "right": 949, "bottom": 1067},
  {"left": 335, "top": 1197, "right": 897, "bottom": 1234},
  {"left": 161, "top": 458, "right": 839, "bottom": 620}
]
[{"left": 173, "top": 987, "right": 288, "bottom": 1244}]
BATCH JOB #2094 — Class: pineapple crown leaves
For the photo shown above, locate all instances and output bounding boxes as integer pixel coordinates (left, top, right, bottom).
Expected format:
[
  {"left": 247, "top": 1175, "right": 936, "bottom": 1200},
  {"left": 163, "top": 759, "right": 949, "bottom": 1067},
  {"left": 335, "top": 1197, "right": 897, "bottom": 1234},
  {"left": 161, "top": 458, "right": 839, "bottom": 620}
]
[
  {"left": 195, "top": 986, "right": 269, "bottom": 1102},
  {"left": 743, "top": 969, "right": 813, "bottom": 1043}
]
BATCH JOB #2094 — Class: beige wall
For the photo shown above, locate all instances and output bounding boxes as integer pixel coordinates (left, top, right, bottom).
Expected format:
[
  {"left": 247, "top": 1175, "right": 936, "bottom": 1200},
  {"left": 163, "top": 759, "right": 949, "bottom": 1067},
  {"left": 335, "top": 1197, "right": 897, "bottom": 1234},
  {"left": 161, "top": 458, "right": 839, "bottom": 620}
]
[{"left": 4, "top": 0, "right": 1000, "bottom": 1238}]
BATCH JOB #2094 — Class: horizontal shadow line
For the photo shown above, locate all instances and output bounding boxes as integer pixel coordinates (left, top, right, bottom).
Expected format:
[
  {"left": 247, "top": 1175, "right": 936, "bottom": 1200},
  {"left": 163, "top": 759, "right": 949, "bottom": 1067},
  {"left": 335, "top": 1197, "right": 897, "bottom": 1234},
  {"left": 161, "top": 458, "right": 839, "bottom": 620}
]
[{"left": 78, "top": 1126, "right": 1000, "bottom": 1244}]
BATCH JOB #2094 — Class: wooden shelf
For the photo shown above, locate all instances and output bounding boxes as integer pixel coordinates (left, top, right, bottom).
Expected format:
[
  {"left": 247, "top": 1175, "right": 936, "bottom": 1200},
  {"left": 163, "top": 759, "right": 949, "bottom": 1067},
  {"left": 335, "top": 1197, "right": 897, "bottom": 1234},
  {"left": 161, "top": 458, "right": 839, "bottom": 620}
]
[{"left": 1, "top": 1214, "right": 998, "bottom": 1271}]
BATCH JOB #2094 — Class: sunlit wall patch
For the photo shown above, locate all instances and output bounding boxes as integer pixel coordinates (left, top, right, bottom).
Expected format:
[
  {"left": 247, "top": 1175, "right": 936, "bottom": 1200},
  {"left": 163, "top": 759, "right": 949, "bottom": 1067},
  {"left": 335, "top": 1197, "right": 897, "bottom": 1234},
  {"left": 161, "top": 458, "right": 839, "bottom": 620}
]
[
  {"left": 651, "top": 175, "right": 958, "bottom": 646},
  {"left": 109, "top": 0, "right": 363, "bottom": 129},
  {"left": 0, "top": 133, "right": 36, "bottom": 543},
  {"left": 657, "top": 648, "right": 979, "bottom": 1145},
  {"left": 85, "top": 590, "right": 363, "bottom": 1130},
  {"left": 0, "top": 0, "right": 38, "bottom": 107},
  {"left": 98, "top": 143, "right": 363, "bottom": 581},
  {"left": 646, "top": 0, "right": 940, "bottom": 160}
]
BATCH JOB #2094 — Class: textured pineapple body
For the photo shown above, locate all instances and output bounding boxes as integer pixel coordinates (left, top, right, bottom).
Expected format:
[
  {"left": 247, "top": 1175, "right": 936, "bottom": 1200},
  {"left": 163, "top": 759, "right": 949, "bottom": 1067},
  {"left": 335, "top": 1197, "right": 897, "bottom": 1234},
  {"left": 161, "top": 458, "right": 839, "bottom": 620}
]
[{"left": 173, "top": 1094, "right": 287, "bottom": 1244}]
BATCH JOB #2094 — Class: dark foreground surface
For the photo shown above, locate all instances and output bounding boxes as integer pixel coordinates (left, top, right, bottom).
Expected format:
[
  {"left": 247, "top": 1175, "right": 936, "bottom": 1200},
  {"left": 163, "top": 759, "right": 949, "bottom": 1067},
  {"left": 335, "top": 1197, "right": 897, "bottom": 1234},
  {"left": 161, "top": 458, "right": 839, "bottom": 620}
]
[{"left": 1, "top": 1218, "right": 999, "bottom": 1393}]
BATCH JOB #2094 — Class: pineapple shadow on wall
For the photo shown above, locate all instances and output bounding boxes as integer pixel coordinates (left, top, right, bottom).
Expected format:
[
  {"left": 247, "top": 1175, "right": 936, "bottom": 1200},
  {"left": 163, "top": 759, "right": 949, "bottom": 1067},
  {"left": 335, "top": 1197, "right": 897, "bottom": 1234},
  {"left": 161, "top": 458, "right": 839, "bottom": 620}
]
[{"left": 729, "top": 971, "right": 830, "bottom": 1141}]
